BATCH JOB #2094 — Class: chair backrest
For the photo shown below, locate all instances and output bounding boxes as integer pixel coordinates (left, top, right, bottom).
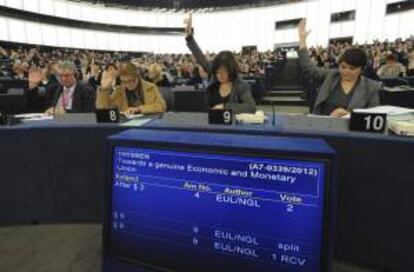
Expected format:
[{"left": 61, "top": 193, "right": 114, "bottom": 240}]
[
  {"left": 243, "top": 76, "right": 268, "bottom": 104},
  {"left": 403, "top": 76, "right": 414, "bottom": 87},
  {"left": 0, "top": 77, "right": 27, "bottom": 94},
  {"left": 172, "top": 87, "right": 207, "bottom": 112},
  {"left": 0, "top": 88, "right": 25, "bottom": 114},
  {"left": 381, "top": 78, "right": 407, "bottom": 87},
  {"left": 158, "top": 87, "right": 173, "bottom": 111}
]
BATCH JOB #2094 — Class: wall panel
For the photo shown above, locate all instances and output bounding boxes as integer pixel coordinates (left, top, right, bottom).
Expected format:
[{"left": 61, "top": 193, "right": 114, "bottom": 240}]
[
  {"left": 8, "top": 18, "right": 26, "bottom": 43},
  {"left": 41, "top": 24, "right": 57, "bottom": 46},
  {"left": 0, "top": 0, "right": 413, "bottom": 53},
  {"left": 25, "top": 22, "right": 42, "bottom": 45},
  {"left": 38, "top": 0, "right": 54, "bottom": 16},
  {"left": 23, "top": 0, "right": 39, "bottom": 13},
  {"left": 0, "top": 16, "right": 9, "bottom": 41}
]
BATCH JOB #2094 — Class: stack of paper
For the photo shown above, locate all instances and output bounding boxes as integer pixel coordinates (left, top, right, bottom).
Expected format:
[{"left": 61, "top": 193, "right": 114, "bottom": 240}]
[
  {"left": 388, "top": 120, "right": 414, "bottom": 136},
  {"left": 235, "top": 111, "right": 266, "bottom": 124},
  {"left": 14, "top": 113, "right": 53, "bottom": 121},
  {"left": 352, "top": 106, "right": 414, "bottom": 116}
]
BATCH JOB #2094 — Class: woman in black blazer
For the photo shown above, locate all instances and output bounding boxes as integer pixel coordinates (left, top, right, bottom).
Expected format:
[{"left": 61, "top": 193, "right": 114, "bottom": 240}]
[{"left": 184, "top": 14, "right": 256, "bottom": 114}]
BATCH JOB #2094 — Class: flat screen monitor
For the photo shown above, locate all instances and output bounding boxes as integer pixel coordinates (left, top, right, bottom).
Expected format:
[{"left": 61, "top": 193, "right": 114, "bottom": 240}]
[{"left": 104, "top": 129, "right": 336, "bottom": 272}]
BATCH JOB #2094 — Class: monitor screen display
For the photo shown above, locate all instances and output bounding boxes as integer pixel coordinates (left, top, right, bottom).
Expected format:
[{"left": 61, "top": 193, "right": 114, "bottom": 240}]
[{"left": 108, "top": 145, "right": 329, "bottom": 272}]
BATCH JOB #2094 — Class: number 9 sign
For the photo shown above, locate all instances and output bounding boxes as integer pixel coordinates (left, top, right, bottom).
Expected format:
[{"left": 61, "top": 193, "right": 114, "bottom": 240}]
[{"left": 208, "top": 109, "right": 233, "bottom": 125}]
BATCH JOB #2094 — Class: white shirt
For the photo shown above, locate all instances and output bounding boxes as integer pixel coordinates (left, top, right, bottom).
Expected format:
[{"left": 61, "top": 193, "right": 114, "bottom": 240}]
[{"left": 57, "top": 83, "right": 76, "bottom": 110}]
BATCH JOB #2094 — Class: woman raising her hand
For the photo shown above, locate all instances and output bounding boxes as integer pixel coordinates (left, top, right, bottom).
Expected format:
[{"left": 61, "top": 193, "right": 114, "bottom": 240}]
[
  {"left": 297, "top": 19, "right": 380, "bottom": 117},
  {"left": 184, "top": 14, "right": 256, "bottom": 114}
]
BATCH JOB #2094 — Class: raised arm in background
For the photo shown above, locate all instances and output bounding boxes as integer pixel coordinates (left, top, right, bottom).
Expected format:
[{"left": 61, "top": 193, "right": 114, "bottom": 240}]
[
  {"left": 184, "top": 14, "right": 211, "bottom": 75},
  {"left": 297, "top": 19, "right": 330, "bottom": 81}
]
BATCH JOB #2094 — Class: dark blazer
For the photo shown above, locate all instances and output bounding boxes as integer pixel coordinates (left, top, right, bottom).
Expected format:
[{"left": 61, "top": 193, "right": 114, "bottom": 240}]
[
  {"left": 25, "top": 82, "right": 96, "bottom": 113},
  {"left": 48, "top": 82, "right": 96, "bottom": 112},
  {"left": 298, "top": 48, "right": 381, "bottom": 114},
  {"left": 206, "top": 78, "right": 256, "bottom": 114},
  {"left": 186, "top": 35, "right": 256, "bottom": 114}
]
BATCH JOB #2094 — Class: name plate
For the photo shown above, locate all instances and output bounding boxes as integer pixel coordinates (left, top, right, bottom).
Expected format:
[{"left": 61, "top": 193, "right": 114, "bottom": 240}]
[
  {"left": 350, "top": 112, "right": 387, "bottom": 133},
  {"left": 96, "top": 109, "right": 120, "bottom": 123},
  {"left": 208, "top": 109, "right": 232, "bottom": 125}
]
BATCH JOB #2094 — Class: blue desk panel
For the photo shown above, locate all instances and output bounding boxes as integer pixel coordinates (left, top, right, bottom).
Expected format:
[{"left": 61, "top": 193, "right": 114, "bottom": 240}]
[{"left": 1, "top": 114, "right": 413, "bottom": 271}]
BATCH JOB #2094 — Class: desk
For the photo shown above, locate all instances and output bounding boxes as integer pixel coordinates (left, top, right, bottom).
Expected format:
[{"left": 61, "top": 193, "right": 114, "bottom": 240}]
[
  {"left": 0, "top": 114, "right": 413, "bottom": 271},
  {"left": 0, "top": 123, "right": 125, "bottom": 224},
  {"left": 0, "top": 224, "right": 376, "bottom": 272}
]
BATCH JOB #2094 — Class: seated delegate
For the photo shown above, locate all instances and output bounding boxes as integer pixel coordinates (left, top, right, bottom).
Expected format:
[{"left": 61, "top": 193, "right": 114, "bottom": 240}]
[
  {"left": 96, "top": 62, "right": 166, "bottom": 114},
  {"left": 27, "top": 61, "right": 96, "bottom": 115},
  {"left": 297, "top": 19, "right": 381, "bottom": 118},
  {"left": 184, "top": 14, "right": 256, "bottom": 114}
]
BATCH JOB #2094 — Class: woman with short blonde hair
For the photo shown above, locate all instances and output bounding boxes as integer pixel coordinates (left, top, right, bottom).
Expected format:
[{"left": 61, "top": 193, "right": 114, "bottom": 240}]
[{"left": 97, "top": 62, "right": 166, "bottom": 114}]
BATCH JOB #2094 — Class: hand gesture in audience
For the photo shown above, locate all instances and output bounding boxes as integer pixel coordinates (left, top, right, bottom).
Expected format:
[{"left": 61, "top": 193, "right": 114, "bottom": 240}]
[
  {"left": 100, "top": 70, "right": 116, "bottom": 90},
  {"left": 90, "top": 63, "right": 100, "bottom": 78},
  {"left": 0, "top": 46, "right": 7, "bottom": 56},
  {"left": 28, "top": 66, "right": 43, "bottom": 90},
  {"left": 184, "top": 13, "right": 193, "bottom": 37},
  {"left": 26, "top": 48, "right": 38, "bottom": 62},
  {"left": 298, "top": 19, "right": 311, "bottom": 49}
]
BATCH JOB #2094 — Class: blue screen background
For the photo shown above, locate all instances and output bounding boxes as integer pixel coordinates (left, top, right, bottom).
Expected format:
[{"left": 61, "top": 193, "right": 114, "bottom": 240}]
[{"left": 109, "top": 146, "right": 326, "bottom": 272}]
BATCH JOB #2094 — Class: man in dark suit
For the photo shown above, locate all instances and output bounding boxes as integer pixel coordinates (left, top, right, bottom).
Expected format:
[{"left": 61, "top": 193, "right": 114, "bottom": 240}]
[{"left": 26, "top": 61, "right": 96, "bottom": 114}]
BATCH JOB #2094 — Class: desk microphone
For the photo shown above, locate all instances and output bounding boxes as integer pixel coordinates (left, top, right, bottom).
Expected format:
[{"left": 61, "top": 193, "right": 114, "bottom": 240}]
[
  {"left": 272, "top": 101, "right": 276, "bottom": 126},
  {"left": 0, "top": 110, "right": 7, "bottom": 126}
]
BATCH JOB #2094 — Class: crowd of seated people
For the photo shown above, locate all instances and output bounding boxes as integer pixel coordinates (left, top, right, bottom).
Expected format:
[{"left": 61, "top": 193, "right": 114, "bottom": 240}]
[
  {"left": 0, "top": 38, "right": 278, "bottom": 114},
  {"left": 1, "top": 25, "right": 413, "bottom": 118},
  {"left": 0, "top": 41, "right": 277, "bottom": 86},
  {"left": 306, "top": 35, "right": 414, "bottom": 79}
]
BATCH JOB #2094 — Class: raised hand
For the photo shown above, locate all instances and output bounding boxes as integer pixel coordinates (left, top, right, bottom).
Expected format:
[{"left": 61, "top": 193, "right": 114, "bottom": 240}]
[
  {"left": 0, "top": 47, "right": 7, "bottom": 56},
  {"left": 100, "top": 70, "right": 115, "bottom": 90},
  {"left": 90, "top": 64, "right": 100, "bottom": 78},
  {"left": 298, "top": 19, "right": 311, "bottom": 49},
  {"left": 184, "top": 13, "right": 193, "bottom": 37},
  {"left": 28, "top": 66, "right": 43, "bottom": 89}
]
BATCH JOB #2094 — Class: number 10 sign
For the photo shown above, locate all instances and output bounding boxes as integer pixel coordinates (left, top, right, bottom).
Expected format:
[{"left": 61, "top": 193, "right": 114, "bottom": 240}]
[{"left": 350, "top": 112, "right": 387, "bottom": 133}]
